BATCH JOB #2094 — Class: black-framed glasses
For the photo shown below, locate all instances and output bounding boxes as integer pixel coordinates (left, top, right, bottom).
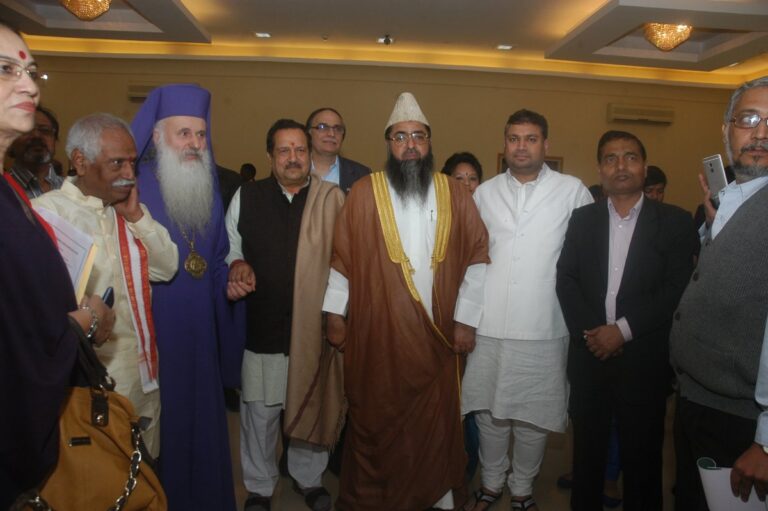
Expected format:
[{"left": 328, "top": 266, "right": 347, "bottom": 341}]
[
  {"left": 0, "top": 59, "right": 41, "bottom": 83},
  {"left": 311, "top": 123, "right": 346, "bottom": 135},
  {"left": 388, "top": 131, "right": 430, "bottom": 145},
  {"left": 731, "top": 113, "right": 768, "bottom": 129}
]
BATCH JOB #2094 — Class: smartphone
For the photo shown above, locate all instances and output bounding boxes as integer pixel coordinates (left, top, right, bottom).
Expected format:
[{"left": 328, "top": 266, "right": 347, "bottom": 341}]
[
  {"left": 702, "top": 154, "right": 728, "bottom": 207},
  {"left": 102, "top": 287, "right": 114, "bottom": 308}
]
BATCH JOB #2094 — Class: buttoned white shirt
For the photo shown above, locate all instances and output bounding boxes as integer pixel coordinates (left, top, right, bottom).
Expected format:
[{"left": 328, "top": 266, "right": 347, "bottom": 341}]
[{"left": 473, "top": 165, "right": 593, "bottom": 340}]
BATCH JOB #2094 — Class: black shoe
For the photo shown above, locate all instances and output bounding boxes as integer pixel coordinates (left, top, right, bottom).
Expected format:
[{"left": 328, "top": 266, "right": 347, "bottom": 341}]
[
  {"left": 244, "top": 493, "right": 271, "bottom": 511},
  {"left": 295, "top": 485, "right": 331, "bottom": 511}
]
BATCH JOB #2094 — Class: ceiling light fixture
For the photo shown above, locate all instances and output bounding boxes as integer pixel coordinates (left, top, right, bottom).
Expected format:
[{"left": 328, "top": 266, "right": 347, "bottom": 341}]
[
  {"left": 59, "top": 0, "right": 111, "bottom": 21},
  {"left": 497, "top": 44, "right": 515, "bottom": 51},
  {"left": 378, "top": 35, "right": 394, "bottom": 45},
  {"left": 254, "top": 32, "right": 272, "bottom": 38},
  {"left": 643, "top": 23, "right": 693, "bottom": 51}
]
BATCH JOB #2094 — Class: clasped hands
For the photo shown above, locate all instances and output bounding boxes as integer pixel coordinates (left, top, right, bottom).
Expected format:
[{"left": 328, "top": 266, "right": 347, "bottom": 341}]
[
  {"left": 583, "top": 324, "right": 624, "bottom": 361},
  {"left": 227, "top": 261, "right": 256, "bottom": 300}
]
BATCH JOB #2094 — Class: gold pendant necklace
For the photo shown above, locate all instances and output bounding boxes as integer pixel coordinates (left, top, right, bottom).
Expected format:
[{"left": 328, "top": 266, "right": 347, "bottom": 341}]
[{"left": 180, "top": 229, "right": 207, "bottom": 279}]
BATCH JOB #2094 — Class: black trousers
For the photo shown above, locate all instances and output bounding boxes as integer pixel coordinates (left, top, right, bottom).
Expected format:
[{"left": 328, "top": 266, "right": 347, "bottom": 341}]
[
  {"left": 570, "top": 382, "right": 666, "bottom": 511},
  {"left": 673, "top": 395, "right": 756, "bottom": 511}
]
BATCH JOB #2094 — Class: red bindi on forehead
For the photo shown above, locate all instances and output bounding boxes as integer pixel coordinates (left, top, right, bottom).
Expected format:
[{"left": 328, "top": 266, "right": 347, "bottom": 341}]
[{"left": 18, "top": 50, "right": 26, "bottom": 60}]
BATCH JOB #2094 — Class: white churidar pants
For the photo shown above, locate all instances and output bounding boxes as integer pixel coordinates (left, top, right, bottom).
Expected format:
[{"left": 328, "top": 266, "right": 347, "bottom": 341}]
[
  {"left": 475, "top": 411, "right": 549, "bottom": 497},
  {"left": 240, "top": 399, "right": 329, "bottom": 496}
]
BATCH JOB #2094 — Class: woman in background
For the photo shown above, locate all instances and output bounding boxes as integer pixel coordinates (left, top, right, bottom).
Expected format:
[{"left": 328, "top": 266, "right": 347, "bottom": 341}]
[{"left": 442, "top": 151, "right": 483, "bottom": 194}]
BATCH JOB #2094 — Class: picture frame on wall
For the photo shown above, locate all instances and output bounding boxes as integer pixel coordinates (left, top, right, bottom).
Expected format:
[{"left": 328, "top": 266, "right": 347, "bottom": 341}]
[{"left": 496, "top": 154, "right": 564, "bottom": 173}]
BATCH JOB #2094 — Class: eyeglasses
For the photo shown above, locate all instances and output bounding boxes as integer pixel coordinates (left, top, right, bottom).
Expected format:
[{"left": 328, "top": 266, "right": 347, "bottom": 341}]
[
  {"left": 731, "top": 113, "right": 768, "bottom": 129},
  {"left": 311, "top": 123, "right": 346, "bottom": 135},
  {"left": 388, "top": 131, "right": 430, "bottom": 145},
  {"left": 0, "top": 59, "right": 42, "bottom": 83}
]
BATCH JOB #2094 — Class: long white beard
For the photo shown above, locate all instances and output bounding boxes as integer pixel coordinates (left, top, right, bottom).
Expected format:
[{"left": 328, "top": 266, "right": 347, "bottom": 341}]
[{"left": 155, "top": 141, "right": 214, "bottom": 235}]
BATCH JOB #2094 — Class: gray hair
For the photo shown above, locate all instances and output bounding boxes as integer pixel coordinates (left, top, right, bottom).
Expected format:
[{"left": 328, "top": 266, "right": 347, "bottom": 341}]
[
  {"left": 724, "top": 76, "right": 768, "bottom": 125},
  {"left": 65, "top": 113, "right": 133, "bottom": 161}
]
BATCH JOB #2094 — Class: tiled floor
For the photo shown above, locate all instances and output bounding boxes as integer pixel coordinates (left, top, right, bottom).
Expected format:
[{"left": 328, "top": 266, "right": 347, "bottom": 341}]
[{"left": 227, "top": 399, "right": 678, "bottom": 510}]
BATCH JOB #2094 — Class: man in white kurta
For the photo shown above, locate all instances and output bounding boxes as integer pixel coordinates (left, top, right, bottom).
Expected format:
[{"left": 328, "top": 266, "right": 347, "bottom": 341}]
[
  {"left": 462, "top": 109, "right": 591, "bottom": 510},
  {"left": 33, "top": 113, "right": 178, "bottom": 457}
]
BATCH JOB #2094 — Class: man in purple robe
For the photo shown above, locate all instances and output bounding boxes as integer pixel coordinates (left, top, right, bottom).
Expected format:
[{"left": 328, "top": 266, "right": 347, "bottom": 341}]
[{"left": 131, "top": 84, "right": 250, "bottom": 511}]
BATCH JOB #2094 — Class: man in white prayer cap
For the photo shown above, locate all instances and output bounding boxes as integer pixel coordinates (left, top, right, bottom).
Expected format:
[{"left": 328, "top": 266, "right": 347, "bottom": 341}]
[{"left": 322, "top": 92, "right": 490, "bottom": 510}]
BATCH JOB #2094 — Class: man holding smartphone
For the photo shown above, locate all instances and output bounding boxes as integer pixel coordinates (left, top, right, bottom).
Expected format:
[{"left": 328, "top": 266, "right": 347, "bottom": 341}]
[
  {"left": 33, "top": 113, "right": 179, "bottom": 457},
  {"left": 670, "top": 75, "right": 768, "bottom": 509}
]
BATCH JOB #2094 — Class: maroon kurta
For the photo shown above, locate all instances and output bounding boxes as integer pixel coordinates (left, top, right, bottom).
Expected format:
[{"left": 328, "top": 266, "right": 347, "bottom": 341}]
[{"left": 333, "top": 174, "right": 489, "bottom": 511}]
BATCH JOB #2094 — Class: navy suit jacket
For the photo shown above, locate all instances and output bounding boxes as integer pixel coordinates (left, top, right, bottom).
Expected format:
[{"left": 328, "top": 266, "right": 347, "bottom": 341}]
[
  {"left": 339, "top": 156, "right": 371, "bottom": 194},
  {"left": 556, "top": 198, "right": 698, "bottom": 400}
]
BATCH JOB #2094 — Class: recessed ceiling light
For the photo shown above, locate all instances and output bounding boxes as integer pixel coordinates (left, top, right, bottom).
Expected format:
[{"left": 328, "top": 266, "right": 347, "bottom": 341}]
[
  {"left": 497, "top": 44, "right": 515, "bottom": 51},
  {"left": 377, "top": 35, "right": 394, "bottom": 45},
  {"left": 253, "top": 32, "right": 272, "bottom": 38}
]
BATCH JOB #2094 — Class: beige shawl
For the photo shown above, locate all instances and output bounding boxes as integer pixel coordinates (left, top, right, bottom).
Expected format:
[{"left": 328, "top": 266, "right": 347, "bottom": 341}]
[{"left": 283, "top": 175, "right": 346, "bottom": 447}]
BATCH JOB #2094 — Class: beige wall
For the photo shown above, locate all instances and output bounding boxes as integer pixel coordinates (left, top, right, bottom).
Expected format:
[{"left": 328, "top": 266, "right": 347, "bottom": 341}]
[{"left": 34, "top": 55, "right": 733, "bottom": 211}]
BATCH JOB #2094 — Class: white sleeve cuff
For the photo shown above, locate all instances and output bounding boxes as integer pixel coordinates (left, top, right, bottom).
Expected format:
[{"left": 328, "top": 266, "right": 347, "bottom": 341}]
[
  {"left": 322, "top": 268, "right": 349, "bottom": 316},
  {"left": 616, "top": 317, "right": 633, "bottom": 342},
  {"left": 453, "top": 263, "right": 486, "bottom": 328}
]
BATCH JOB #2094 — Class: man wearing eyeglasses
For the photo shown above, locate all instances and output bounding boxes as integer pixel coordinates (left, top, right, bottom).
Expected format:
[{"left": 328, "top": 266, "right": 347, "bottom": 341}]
[
  {"left": 7, "top": 105, "right": 62, "bottom": 198},
  {"left": 305, "top": 107, "right": 370, "bottom": 193},
  {"left": 323, "top": 92, "right": 489, "bottom": 510},
  {"left": 671, "top": 75, "right": 768, "bottom": 510}
]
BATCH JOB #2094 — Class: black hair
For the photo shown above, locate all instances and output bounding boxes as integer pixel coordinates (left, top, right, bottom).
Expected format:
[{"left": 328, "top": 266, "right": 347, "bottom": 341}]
[
  {"left": 240, "top": 163, "right": 256, "bottom": 180},
  {"left": 37, "top": 105, "right": 59, "bottom": 140},
  {"left": 441, "top": 151, "right": 483, "bottom": 182},
  {"left": 505, "top": 109, "right": 548, "bottom": 140},
  {"left": 644, "top": 165, "right": 667, "bottom": 187},
  {"left": 596, "top": 130, "right": 647, "bottom": 163},
  {"left": 266, "top": 119, "right": 309, "bottom": 154}
]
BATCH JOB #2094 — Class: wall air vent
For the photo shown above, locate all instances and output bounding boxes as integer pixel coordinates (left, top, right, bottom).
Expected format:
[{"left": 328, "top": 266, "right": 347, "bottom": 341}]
[{"left": 607, "top": 103, "right": 674, "bottom": 124}]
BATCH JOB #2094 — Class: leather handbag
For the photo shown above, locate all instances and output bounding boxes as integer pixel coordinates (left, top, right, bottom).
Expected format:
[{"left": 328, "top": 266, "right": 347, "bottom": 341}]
[{"left": 23, "top": 323, "right": 167, "bottom": 511}]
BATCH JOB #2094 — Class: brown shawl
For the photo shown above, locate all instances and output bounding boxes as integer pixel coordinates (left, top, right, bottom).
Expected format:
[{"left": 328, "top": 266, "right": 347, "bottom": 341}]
[
  {"left": 333, "top": 173, "right": 490, "bottom": 511},
  {"left": 283, "top": 175, "right": 346, "bottom": 447}
]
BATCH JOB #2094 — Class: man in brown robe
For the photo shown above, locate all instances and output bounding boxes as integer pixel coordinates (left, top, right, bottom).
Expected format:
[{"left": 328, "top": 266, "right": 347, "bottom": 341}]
[{"left": 324, "top": 92, "right": 490, "bottom": 510}]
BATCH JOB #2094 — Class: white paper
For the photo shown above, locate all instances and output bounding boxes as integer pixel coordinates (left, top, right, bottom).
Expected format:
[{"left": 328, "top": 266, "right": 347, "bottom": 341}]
[
  {"left": 36, "top": 207, "right": 96, "bottom": 302},
  {"left": 698, "top": 457, "right": 767, "bottom": 511}
]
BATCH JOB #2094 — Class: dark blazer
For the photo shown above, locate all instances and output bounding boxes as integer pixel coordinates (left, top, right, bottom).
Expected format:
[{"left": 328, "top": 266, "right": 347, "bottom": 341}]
[
  {"left": 556, "top": 198, "right": 698, "bottom": 399},
  {"left": 339, "top": 156, "right": 371, "bottom": 194}
]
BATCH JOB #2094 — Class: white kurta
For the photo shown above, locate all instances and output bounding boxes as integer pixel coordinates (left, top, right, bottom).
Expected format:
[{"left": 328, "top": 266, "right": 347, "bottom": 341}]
[
  {"left": 461, "top": 165, "right": 592, "bottom": 432},
  {"left": 33, "top": 180, "right": 179, "bottom": 456}
]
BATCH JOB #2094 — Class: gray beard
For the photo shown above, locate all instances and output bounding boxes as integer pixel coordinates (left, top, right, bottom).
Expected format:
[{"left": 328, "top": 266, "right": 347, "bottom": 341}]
[
  {"left": 733, "top": 162, "right": 768, "bottom": 181},
  {"left": 726, "top": 138, "right": 768, "bottom": 181},
  {"left": 155, "top": 141, "right": 214, "bottom": 235},
  {"left": 385, "top": 151, "right": 434, "bottom": 205}
]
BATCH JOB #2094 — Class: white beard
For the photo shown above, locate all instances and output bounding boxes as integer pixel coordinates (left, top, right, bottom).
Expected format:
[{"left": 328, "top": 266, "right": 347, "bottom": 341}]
[{"left": 155, "top": 139, "right": 214, "bottom": 235}]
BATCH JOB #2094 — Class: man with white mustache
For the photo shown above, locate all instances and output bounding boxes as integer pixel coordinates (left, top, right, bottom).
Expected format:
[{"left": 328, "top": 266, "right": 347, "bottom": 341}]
[{"left": 33, "top": 112, "right": 179, "bottom": 457}]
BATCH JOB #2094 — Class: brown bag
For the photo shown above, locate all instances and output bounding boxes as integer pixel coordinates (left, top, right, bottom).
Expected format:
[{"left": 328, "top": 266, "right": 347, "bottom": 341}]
[{"left": 23, "top": 324, "right": 167, "bottom": 511}]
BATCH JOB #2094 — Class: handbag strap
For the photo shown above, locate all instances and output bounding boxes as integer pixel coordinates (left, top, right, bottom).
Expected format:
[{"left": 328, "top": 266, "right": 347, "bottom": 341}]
[
  {"left": 69, "top": 316, "right": 116, "bottom": 392},
  {"left": 22, "top": 425, "right": 143, "bottom": 511}
]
